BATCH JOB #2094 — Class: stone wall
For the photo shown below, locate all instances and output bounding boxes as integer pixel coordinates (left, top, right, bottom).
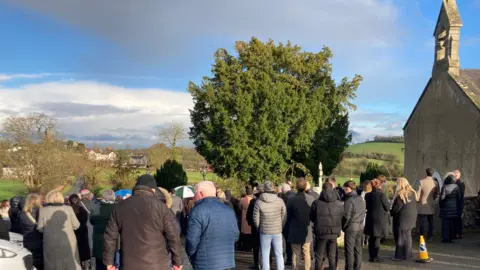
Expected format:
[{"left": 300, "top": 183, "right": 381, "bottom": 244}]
[{"left": 463, "top": 196, "right": 479, "bottom": 230}]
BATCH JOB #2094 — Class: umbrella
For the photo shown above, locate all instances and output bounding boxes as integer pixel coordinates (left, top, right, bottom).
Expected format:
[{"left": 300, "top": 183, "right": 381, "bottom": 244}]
[
  {"left": 115, "top": 189, "right": 132, "bottom": 199},
  {"left": 433, "top": 170, "right": 443, "bottom": 190},
  {"left": 174, "top": 186, "right": 195, "bottom": 198}
]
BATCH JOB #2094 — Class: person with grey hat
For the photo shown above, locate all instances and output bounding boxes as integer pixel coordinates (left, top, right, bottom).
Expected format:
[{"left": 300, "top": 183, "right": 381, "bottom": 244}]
[
  {"left": 103, "top": 174, "right": 182, "bottom": 270},
  {"left": 253, "top": 181, "right": 287, "bottom": 270}
]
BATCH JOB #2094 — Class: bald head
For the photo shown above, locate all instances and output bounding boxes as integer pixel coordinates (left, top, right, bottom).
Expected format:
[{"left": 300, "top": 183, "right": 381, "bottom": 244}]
[
  {"left": 453, "top": 170, "right": 461, "bottom": 180},
  {"left": 194, "top": 181, "right": 217, "bottom": 201}
]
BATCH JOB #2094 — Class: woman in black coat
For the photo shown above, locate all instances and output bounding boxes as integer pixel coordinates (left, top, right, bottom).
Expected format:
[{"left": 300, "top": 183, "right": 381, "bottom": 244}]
[
  {"left": 9, "top": 196, "right": 25, "bottom": 234},
  {"left": 19, "top": 194, "right": 44, "bottom": 270},
  {"left": 364, "top": 180, "right": 390, "bottom": 263},
  {"left": 68, "top": 194, "right": 91, "bottom": 267},
  {"left": 440, "top": 173, "right": 461, "bottom": 243},
  {"left": 390, "top": 178, "right": 417, "bottom": 261}
]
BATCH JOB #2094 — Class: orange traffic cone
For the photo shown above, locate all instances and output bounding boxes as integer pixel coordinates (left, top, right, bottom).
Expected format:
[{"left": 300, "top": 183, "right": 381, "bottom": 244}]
[{"left": 416, "top": 235, "right": 433, "bottom": 263}]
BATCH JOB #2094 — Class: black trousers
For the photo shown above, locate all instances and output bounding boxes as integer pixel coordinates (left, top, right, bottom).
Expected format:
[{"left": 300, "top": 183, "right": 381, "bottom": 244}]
[
  {"left": 368, "top": 236, "right": 381, "bottom": 259},
  {"left": 344, "top": 230, "right": 363, "bottom": 270},
  {"left": 418, "top": 214, "right": 434, "bottom": 240},
  {"left": 393, "top": 228, "right": 412, "bottom": 260},
  {"left": 442, "top": 218, "right": 456, "bottom": 242},
  {"left": 314, "top": 238, "right": 337, "bottom": 270},
  {"left": 456, "top": 216, "right": 463, "bottom": 236},
  {"left": 253, "top": 231, "right": 260, "bottom": 267}
]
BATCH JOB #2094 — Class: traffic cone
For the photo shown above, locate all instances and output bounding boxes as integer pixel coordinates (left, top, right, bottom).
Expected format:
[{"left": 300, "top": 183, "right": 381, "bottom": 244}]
[{"left": 416, "top": 235, "right": 433, "bottom": 263}]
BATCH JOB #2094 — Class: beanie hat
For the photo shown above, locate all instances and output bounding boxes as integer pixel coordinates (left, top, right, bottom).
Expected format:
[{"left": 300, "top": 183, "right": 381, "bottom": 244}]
[
  {"left": 263, "top": 181, "right": 274, "bottom": 192},
  {"left": 135, "top": 174, "right": 157, "bottom": 189},
  {"left": 257, "top": 183, "right": 265, "bottom": 193}
]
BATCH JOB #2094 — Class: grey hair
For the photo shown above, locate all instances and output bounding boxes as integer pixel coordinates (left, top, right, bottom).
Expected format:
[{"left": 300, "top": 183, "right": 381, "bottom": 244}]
[
  {"left": 102, "top": 189, "right": 116, "bottom": 202},
  {"left": 281, "top": 183, "right": 291, "bottom": 193}
]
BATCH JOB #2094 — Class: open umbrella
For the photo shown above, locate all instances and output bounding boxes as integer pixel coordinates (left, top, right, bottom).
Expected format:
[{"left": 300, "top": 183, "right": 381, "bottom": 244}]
[
  {"left": 174, "top": 186, "right": 195, "bottom": 198},
  {"left": 115, "top": 189, "right": 132, "bottom": 199}
]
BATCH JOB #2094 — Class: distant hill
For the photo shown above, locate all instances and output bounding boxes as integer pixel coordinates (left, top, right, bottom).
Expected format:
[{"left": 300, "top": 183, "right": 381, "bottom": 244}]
[{"left": 347, "top": 142, "right": 405, "bottom": 162}]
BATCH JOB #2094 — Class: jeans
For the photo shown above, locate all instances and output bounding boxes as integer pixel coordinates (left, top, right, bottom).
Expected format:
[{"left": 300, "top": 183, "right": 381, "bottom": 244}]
[
  {"left": 314, "top": 238, "right": 336, "bottom": 270},
  {"left": 253, "top": 230, "right": 260, "bottom": 267},
  {"left": 291, "top": 242, "right": 311, "bottom": 270},
  {"left": 114, "top": 251, "right": 121, "bottom": 269},
  {"left": 393, "top": 228, "right": 412, "bottom": 260},
  {"left": 418, "top": 214, "right": 434, "bottom": 240},
  {"left": 344, "top": 231, "right": 363, "bottom": 270},
  {"left": 260, "top": 233, "right": 284, "bottom": 270}
]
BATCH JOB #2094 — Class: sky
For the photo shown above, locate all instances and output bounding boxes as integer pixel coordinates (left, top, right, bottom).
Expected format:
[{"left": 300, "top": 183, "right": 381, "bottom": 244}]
[{"left": 0, "top": 0, "right": 479, "bottom": 147}]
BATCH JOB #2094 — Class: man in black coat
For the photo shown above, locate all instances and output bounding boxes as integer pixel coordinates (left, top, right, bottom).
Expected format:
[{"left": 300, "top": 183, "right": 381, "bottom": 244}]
[
  {"left": 364, "top": 182, "right": 390, "bottom": 262},
  {"left": 247, "top": 184, "right": 264, "bottom": 270},
  {"left": 0, "top": 217, "right": 9, "bottom": 241},
  {"left": 310, "top": 185, "right": 344, "bottom": 270},
  {"left": 279, "top": 182, "right": 295, "bottom": 265},
  {"left": 454, "top": 170, "right": 465, "bottom": 239},
  {"left": 342, "top": 181, "right": 366, "bottom": 270},
  {"left": 8, "top": 196, "right": 25, "bottom": 234}
]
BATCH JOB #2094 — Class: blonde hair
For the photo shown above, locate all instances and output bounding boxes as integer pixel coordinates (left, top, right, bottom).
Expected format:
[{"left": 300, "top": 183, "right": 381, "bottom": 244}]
[
  {"left": 217, "top": 190, "right": 226, "bottom": 199},
  {"left": 24, "top": 194, "right": 42, "bottom": 213},
  {"left": 394, "top": 178, "right": 417, "bottom": 204},
  {"left": 363, "top": 180, "right": 372, "bottom": 193},
  {"left": 45, "top": 190, "right": 64, "bottom": 204}
]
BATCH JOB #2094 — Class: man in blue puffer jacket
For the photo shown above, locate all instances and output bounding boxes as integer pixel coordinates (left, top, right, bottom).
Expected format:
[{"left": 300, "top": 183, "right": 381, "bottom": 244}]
[{"left": 186, "top": 181, "right": 240, "bottom": 270}]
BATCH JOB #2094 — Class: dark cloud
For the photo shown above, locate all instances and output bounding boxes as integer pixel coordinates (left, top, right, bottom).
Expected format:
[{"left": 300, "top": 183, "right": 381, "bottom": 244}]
[{"left": 33, "top": 102, "right": 139, "bottom": 118}]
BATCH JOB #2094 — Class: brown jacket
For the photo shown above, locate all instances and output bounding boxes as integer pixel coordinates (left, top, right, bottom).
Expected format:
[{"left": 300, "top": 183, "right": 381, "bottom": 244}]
[
  {"left": 239, "top": 195, "right": 253, "bottom": 234},
  {"left": 103, "top": 186, "right": 182, "bottom": 270},
  {"left": 416, "top": 177, "right": 439, "bottom": 215}
]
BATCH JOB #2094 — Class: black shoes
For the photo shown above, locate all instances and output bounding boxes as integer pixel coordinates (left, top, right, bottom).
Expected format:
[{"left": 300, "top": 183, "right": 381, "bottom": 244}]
[{"left": 369, "top": 257, "right": 384, "bottom": 263}]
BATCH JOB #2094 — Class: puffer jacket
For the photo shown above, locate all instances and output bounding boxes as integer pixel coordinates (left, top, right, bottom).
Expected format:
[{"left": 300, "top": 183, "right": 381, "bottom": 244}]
[
  {"left": 90, "top": 201, "right": 116, "bottom": 261},
  {"left": 440, "top": 184, "right": 461, "bottom": 219},
  {"left": 103, "top": 186, "right": 182, "bottom": 270},
  {"left": 342, "top": 191, "right": 366, "bottom": 232},
  {"left": 9, "top": 196, "right": 25, "bottom": 234},
  {"left": 310, "top": 188, "right": 344, "bottom": 239},
  {"left": 253, "top": 192, "right": 286, "bottom": 235},
  {"left": 186, "top": 197, "right": 239, "bottom": 270}
]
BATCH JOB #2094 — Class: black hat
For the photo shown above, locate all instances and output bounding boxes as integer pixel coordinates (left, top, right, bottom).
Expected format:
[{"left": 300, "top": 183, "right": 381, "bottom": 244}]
[{"left": 135, "top": 174, "right": 157, "bottom": 189}]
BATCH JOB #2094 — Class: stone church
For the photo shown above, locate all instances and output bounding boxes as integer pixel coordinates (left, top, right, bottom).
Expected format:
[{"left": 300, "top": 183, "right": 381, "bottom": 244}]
[{"left": 404, "top": 0, "right": 480, "bottom": 197}]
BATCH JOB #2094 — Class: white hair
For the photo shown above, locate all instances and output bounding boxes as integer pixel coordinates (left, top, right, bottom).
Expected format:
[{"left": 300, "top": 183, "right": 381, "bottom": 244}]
[
  {"left": 195, "top": 181, "right": 216, "bottom": 197},
  {"left": 281, "top": 183, "right": 291, "bottom": 193}
]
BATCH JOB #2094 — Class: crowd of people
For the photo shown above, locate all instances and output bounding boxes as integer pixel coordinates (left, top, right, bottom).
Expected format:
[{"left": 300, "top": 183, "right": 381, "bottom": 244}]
[{"left": 0, "top": 167, "right": 469, "bottom": 270}]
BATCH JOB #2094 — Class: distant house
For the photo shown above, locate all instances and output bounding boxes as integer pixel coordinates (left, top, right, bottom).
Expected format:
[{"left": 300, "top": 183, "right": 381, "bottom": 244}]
[
  {"left": 129, "top": 155, "right": 148, "bottom": 168},
  {"left": 87, "top": 149, "right": 117, "bottom": 162}
]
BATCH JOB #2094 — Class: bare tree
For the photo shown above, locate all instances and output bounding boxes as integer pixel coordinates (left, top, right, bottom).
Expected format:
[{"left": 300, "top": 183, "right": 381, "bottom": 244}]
[
  {"left": 2, "top": 113, "right": 79, "bottom": 193},
  {"left": 158, "top": 122, "right": 186, "bottom": 160}
]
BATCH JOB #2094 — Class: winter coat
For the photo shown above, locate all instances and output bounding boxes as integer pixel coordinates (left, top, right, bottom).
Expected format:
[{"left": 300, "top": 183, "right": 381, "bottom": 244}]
[
  {"left": 253, "top": 192, "right": 287, "bottom": 235},
  {"left": 342, "top": 191, "right": 366, "bottom": 232},
  {"left": 416, "top": 177, "right": 439, "bottom": 215},
  {"left": 307, "top": 190, "right": 320, "bottom": 200},
  {"left": 440, "top": 184, "right": 461, "bottom": 219},
  {"left": 364, "top": 188, "right": 390, "bottom": 237},
  {"left": 0, "top": 217, "right": 9, "bottom": 241},
  {"left": 37, "top": 204, "right": 81, "bottom": 270},
  {"left": 19, "top": 208, "right": 43, "bottom": 268},
  {"left": 246, "top": 196, "right": 258, "bottom": 233},
  {"left": 390, "top": 192, "right": 417, "bottom": 230},
  {"left": 80, "top": 198, "right": 96, "bottom": 257},
  {"left": 171, "top": 195, "right": 184, "bottom": 217},
  {"left": 90, "top": 201, "right": 116, "bottom": 260},
  {"left": 9, "top": 196, "right": 25, "bottom": 234},
  {"left": 286, "top": 192, "right": 315, "bottom": 244},
  {"left": 239, "top": 195, "right": 253, "bottom": 234},
  {"left": 310, "top": 188, "right": 344, "bottom": 239},
  {"left": 72, "top": 204, "right": 91, "bottom": 262},
  {"left": 186, "top": 197, "right": 239, "bottom": 270},
  {"left": 279, "top": 190, "right": 295, "bottom": 206},
  {"left": 156, "top": 187, "right": 173, "bottom": 209},
  {"left": 103, "top": 186, "right": 182, "bottom": 270},
  {"left": 457, "top": 180, "right": 466, "bottom": 211}
]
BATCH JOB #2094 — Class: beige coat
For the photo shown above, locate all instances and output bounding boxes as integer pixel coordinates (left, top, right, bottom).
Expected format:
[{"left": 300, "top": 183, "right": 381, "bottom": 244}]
[
  {"left": 239, "top": 195, "right": 253, "bottom": 234},
  {"left": 416, "top": 177, "right": 439, "bottom": 215},
  {"left": 37, "top": 204, "right": 81, "bottom": 270}
]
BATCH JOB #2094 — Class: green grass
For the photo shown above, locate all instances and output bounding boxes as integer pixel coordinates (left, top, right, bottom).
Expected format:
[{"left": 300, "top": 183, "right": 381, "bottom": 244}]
[
  {"left": 0, "top": 180, "right": 28, "bottom": 200},
  {"left": 347, "top": 142, "right": 404, "bottom": 162}
]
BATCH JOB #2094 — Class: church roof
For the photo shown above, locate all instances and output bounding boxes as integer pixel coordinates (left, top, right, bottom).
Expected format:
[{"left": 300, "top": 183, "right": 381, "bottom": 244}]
[
  {"left": 434, "top": 0, "right": 462, "bottom": 36},
  {"left": 403, "top": 69, "right": 480, "bottom": 130},
  {"left": 452, "top": 69, "right": 480, "bottom": 108}
]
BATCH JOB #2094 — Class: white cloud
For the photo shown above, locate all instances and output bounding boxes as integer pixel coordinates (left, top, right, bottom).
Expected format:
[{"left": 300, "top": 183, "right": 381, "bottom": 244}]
[
  {"left": 0, "top": 73, "right": 50, "bottom": 82},
  {"left": 6, "top": 0, "right": 401, "bottom": 64},
  {"left": 0, "top": 81, "right": 193, "bottom": 146}
]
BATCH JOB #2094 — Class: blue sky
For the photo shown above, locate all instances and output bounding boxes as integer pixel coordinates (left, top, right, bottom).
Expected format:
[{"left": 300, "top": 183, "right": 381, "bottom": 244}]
[{"left": 0, "top": 0, "right": 479, "bottom": 147}]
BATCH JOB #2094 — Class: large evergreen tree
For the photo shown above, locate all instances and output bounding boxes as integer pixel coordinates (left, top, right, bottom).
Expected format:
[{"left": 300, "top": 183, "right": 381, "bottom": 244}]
[
  {"left": 154, "top": 159, "right": 188, "bottom": 191},
  {"left": 189, "top": 38, "right": 361, "bottom": 182}
]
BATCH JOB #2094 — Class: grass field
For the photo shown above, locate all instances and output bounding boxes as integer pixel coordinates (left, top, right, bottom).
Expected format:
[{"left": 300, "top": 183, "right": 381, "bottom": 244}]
[{"left": 347, "top": 142, "right": 404, "bottom": 162}]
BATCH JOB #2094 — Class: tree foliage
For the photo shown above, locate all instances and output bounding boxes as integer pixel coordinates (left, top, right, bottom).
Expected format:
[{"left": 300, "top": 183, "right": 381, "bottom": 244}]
[
  {"left": 299, "top": 109, "right": 352, "bottom": 182},
  {"left": 359, "top": 162, "right": 386, "bottom": 184},
  {"left": 1, "top": 113, "right": 80, "bottom": 193},
  {"left": 109, "top": 149, "right": 138, "bottom": 190},
  {"left": 158, "top": 122, "right": 186, "bottom": 161},
  {"left": 189, "top": 38, "right": 361, "bottom": 182},
  {"left": 154, "top": 159, "right": 188, "bottom": 191}
]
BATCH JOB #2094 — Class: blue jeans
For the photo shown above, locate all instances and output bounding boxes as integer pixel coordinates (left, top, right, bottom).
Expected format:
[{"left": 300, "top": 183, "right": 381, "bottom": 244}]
[
  {"left": 260, "top": 233, "right": 284, "bottom": 270},
  {"left": 114, "top": 251, "right": 121, "bottom": 269}
]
